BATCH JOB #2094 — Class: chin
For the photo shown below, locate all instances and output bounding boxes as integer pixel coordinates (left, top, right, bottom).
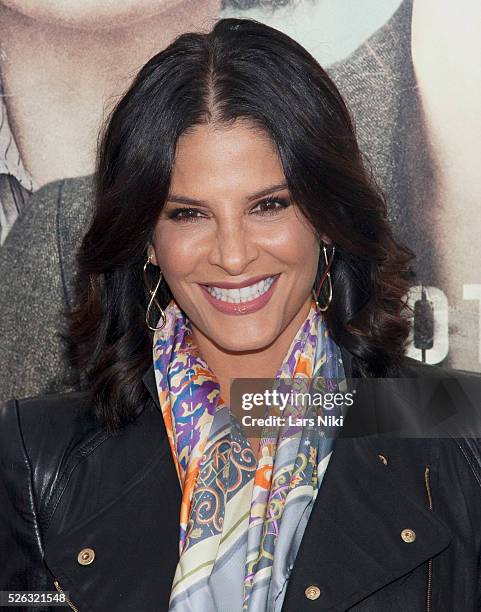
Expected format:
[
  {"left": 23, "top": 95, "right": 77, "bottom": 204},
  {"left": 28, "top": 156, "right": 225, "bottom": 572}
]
[
  {"left": 1, "top": 0, "right": 175, "bottom": 30},
  {"left": 210, "top": 326, "right": 280, "bottom": 354}
]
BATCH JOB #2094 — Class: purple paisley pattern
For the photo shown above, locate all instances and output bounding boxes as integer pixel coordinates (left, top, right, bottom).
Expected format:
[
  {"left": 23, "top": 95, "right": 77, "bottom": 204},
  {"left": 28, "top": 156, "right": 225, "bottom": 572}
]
[{"left": 153, "top": 297, "right": 346, "bottom": 611}]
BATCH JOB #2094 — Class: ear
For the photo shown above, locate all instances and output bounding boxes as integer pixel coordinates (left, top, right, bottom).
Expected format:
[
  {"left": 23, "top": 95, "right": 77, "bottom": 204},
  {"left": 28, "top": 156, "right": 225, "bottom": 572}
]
[
  {"left": 320, "top": 234, "right": 332, "bottom": 245},
  {"left": 147, "top": 244, "right": 159, "bottom": 266}
]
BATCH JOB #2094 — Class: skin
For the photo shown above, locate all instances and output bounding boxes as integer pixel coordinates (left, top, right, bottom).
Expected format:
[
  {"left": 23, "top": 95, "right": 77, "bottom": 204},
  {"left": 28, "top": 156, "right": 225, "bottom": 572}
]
[
  {"left": 151, "top": 121, "right": 328, "bottom": 436},
  {"left": 0, "top": 0, "right": 220, "bottom": 187},
  {"left": 0, "top": 0, "right": 277, "bottom": 28},
  {"left": 410, "top": 0, "right": 481, "bottom": 370},
  {"left": 0, "top": 0, "right": 189, "bottom": 30}
]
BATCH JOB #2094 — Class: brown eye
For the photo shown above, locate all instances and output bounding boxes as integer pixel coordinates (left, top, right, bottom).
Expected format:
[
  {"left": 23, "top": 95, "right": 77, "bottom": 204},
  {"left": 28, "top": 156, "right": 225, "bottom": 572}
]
[
  {"left": 168, "top": 207, "right": 204, "bottom": 222},
  {"left": 252, "top": 197, "right": 290, "bottom": 215}
]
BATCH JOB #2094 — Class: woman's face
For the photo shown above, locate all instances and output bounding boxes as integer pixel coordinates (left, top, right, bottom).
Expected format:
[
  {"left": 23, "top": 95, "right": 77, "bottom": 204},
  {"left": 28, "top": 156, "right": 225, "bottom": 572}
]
[{"left": 151, "top": 120, "right": 322, "bottom": 354}]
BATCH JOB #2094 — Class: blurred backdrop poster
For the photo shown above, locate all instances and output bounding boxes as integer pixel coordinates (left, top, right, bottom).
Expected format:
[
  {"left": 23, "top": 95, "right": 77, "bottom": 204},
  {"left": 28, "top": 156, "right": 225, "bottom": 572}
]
[{"left": 0, "top": 0, "right": 479, "bottom": 374}]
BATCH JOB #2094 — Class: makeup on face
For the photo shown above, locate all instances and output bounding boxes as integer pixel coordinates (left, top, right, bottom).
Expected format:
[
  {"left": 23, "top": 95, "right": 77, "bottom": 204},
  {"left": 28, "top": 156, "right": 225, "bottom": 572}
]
[
  {"left": 151, "top": 120, "right": 320, "bottom": 357},
  {"left": 199, "top": 273, "right": 281, "bottom": 315}
]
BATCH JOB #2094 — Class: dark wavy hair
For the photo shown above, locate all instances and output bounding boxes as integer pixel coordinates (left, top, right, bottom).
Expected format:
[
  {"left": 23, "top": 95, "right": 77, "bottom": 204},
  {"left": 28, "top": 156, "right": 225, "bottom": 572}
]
[{"left": 68, "top": 18, "right": 414, "bottom": 432}]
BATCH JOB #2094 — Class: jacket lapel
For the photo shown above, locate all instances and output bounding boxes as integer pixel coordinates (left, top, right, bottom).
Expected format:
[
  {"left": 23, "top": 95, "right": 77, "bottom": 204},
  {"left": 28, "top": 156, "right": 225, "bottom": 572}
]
[
  {"left": 282, "top": 432, "right": 452, "bottom": 610},
  {"left": 282, "top": 361, "right": 455, "bottom": 611},
  {"left": 42, "top": 370, "right": 182, "bottom": 611}
]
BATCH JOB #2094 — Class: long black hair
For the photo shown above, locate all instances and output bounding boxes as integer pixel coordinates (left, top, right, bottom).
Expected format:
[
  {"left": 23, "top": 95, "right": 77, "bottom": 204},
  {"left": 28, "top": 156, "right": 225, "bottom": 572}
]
[{"left": 68, "top": 18, "right": 414, "bottom": 432}]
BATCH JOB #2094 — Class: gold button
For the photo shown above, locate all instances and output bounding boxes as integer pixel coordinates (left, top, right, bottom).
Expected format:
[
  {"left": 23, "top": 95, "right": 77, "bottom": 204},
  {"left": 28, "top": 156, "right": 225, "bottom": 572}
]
[
  {"left": 401, "top": 529, "right": 416, "bottom": 543},
  {"left": 305, "top": 585, "right": 321, "bottom": 600},
  {"left": 77, "top": 547, "right": 95, "bottom": 565}
]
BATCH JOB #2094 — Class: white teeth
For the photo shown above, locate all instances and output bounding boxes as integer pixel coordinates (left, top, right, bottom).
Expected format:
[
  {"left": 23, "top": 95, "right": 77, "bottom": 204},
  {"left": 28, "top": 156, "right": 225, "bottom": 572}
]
[{"left": 205, "top": 276, "right": 276, "bottom": 303}]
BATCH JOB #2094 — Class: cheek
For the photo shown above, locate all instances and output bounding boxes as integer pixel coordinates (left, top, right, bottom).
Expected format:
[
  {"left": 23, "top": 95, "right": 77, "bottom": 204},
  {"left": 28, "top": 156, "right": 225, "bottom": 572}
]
[
  {"left": 152, "top": 227, "right": 198, "bottom": 283},
  {"left": 269, "top": 222, "right": 319, "bottom": 271}
]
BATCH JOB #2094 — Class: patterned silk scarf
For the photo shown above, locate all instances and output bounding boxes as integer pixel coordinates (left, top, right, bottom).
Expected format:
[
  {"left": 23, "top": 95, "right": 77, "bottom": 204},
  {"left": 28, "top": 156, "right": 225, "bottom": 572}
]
[{"left": 153, "top": 297, "right": 346, "bottom": 611}]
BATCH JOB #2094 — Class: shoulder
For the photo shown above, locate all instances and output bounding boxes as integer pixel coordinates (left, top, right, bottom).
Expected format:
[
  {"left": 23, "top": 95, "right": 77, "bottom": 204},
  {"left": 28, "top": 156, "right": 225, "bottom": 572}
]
[
  {"left": 0, "top": 388, "right": 107, "bottom": 458},
  {"left": 0, "top": 385, "right": 165, "bottom": 508},
  {"left": 398, "top": 357, "right": 481, "bottom": 406},
  {"left": 0, "top": 180, "right": 65, "bottom": 303},
  {"left": 400, "top": 357, "right": 481, "bottom": 422},
  {"left": 0, "top": 174, "right": 93, "bottom": 270},
  {"left": 0, "top": 174, "right": 93, "bottom": 314},
  {"left": 9, "top": 388, "right": 102, "bottom": 436},
  {"left": 399, "top": 355, "right": 481, "bottom": 379},
  {"left": 0, "top": 175, "right": 95, "bottom": 401},
  {"left": 0, "top": 391, "right": 110, "bottom": 510},
  {"left": 18, "top": 174, "right": 93, "bottom": 303},
  {"left": 56, "top": 175, "right": 95, "bottom": 305},
  {"left": 328, "top": 0, "right": 412, "bottom": 88},
  {"left": 398, "top": 357, "right": 481, "bottom": 487},
  {"left": 0, "top": 389, "right": 107, "bottom": 458},
  {"left": 0, "top": 175, "right": 91, "bottom": 250}
]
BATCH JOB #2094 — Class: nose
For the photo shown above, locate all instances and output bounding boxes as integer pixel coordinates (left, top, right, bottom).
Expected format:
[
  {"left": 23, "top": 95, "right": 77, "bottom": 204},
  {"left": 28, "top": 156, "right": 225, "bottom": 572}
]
[{"left": 207, "top": 217, "right": 259, "bottom": 276}]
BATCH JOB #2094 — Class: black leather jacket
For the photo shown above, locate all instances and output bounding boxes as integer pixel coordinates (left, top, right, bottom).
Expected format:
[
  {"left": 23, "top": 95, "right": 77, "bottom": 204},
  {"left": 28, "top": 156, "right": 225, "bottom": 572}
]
[{"left": 1, "top": 354, "right": 481, "bottom": 612}]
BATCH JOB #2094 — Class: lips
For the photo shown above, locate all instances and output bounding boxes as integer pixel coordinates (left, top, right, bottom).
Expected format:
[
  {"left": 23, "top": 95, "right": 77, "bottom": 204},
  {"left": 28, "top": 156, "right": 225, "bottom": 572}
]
[
  {"left": 199, "top": 274, "right": 280, "bottom": 316},
  {"left": 201, "top": 273, "right": 279, "bottom": 290}
]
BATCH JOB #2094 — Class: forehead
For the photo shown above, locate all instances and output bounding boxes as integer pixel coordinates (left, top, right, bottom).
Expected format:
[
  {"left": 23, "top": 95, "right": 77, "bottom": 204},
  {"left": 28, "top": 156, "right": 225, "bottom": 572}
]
[{"left": 170, "top": 122, "right": 286, "bottom": 200}]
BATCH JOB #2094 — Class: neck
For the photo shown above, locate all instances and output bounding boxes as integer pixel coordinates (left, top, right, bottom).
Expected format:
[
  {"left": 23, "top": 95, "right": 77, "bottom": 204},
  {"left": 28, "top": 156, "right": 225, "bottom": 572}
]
[{"left": 0, "top": 1, "right": 219, "bottom": 187}]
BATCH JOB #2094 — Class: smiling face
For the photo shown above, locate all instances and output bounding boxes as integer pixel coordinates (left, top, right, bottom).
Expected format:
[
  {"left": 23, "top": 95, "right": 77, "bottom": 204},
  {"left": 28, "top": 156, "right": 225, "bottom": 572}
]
[{"left": 151, "top": 120, "right": 321, "bottom": 355}]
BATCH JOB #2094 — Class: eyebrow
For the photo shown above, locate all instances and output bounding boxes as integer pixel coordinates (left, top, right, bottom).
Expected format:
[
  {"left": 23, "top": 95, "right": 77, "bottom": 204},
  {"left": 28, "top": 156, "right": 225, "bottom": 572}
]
[{"left": 167, "top": 181, "right": 289, "bottom": 206}]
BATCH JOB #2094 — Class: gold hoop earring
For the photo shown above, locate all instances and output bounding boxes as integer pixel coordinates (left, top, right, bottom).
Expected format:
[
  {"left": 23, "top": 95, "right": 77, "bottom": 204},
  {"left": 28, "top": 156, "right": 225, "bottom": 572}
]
[
  {"left": 143, "top": 254, "right": 167, "bottom": 332},
  {"left": 312, "top": 244, "right": 335, "bottom": 312}
]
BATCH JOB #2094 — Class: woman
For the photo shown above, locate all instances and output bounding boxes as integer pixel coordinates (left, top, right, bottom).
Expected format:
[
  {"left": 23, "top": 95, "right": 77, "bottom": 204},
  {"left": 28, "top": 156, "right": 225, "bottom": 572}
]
[{"left": 1, "top": 17, "right": 481, "bottom": 612}]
